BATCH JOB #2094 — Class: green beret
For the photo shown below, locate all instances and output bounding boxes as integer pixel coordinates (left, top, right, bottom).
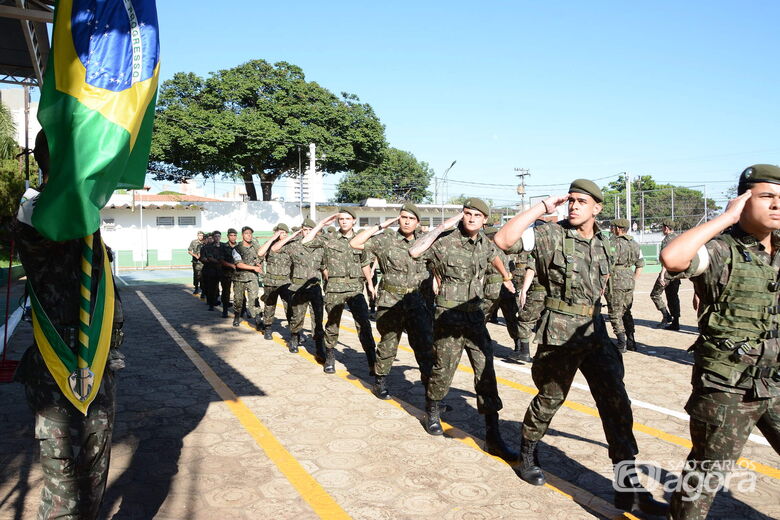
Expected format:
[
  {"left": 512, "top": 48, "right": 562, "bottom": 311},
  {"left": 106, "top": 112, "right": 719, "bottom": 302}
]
[
  {"left": 302, "top": 217, "right": 316, "bottom": 228},
  {"left": 483, "top": 226, "right": 499, "bottom": 235},
  {"left": 274, "top": 223, "right": 290, "bottom": 233},
  {"left": 739, "top": 164, "right": 780, "bottom": 188},
  {"left": 612, "top": 219, "right": 630, "bottom": 229},
  {"left": 241, "top": 225, "right": 254, "bottom": 233},
  {"left": 292, "top": 226, "right": 300, "bottom": 232},
  {"left": 197, "top": 230, "right": 204, "bottom": 235},
  {"left": 203, "top": 232, "right": 212, "bottom": 238},
  {"left": 568, "top": 179, "right": 604, "bottom": 203},
  {"left": 463, "top": 197, "right": 490, "bottom": 217},
  {"left": 661, "top": 219, "right": 675, "bottom": 229},
  {"left": 227, "top": 228, "right": 238, "bottom": 235},
  {"left": 338, "top": 206, "right": 357, "bottom": 219},
  {"left": 400, "top": 202, "right": 421, "bottom": 220}
]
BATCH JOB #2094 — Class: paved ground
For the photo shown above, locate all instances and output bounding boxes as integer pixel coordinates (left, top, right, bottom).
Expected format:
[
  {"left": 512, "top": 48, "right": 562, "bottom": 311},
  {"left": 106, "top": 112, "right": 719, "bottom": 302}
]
[{"left": 0, "top": 271, "right": 778, "bottom": 519}]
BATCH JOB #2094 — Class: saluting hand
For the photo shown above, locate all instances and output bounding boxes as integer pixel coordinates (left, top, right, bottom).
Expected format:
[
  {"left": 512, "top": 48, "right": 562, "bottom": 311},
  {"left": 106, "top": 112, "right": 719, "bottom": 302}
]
[
  {"left": 542, "top": 194, "right": 570, "bottom": 213},
  {"left": 723, "top": 191, "right": 752, "bottom": 225},
  {"left": 381, "top": 215, "right": 401, "bottom": 229},
  {"left": 444, "top": 212, "right": 464, "bottom": 229}
]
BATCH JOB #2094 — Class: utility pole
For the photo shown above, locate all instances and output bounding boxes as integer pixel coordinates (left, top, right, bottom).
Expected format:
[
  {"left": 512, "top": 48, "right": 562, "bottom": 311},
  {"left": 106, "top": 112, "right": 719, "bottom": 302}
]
[
  {"left": 625, "top": 172, "right": 632, "bottom": 226},
  {"left": 514, "top": 168, "right": 530, "bottom": 210},
  {"left": 439, "top": 160, "right": 457, "bottom": 219},
  {"left": 309, "top": 142, "right": 316, "bottom": 220}
]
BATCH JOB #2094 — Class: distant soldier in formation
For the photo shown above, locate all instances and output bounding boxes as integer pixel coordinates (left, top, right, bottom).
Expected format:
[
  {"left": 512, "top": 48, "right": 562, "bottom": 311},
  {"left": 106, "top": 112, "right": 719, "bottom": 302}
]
[
  {"left": 607, "top": 218, "right": 644, "bottom": 352},
  {"left": 231, "top": 226, "right": 263, "bottom": 327},
  {"left": 350, "top": 203, "right": 435, "bottom": 400},
  {"left": 495, "top": 180, "right": 667, "bottom": 515},
  {"left": 199, "top": 231, "right": 223, "bottom": 311},
  {"left": 187, "top": 230, "right": 204, "bottom": 295},
  {"left": 258, "top": 224, "right": 293, "bottom": 340},
  {"left": 661, "top": 165, "right": 780, "bottom": 520},
  {"left": 650, "top": 219, "right": 681, "bottom": 330},
  {"left": 217, "top": 228, "right": 239, "bottom": 318},
  {"left": 409, "top": 199, "right": 517, "bottom": 462},
  {"left": 302, "top": 208, "right": 376, "bottom": 374},
  {"left": 273, "top": 218, "right": 326, "bottom": 358},
  {"left": 480, "top": 228, "right": 523, "bottom": 353},
  {"left": 512, "top": 249, "right": 543, "bottom": 363}
]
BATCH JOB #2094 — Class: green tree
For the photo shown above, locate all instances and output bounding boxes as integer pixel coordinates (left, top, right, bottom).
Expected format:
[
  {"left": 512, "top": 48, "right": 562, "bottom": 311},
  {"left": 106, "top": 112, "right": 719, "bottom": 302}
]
[
  {"left": 150, "top": 60, "right": 387, "bottom": 201},
  {"left": 335, "top": 147, "right": 433, "bottom": 203}
]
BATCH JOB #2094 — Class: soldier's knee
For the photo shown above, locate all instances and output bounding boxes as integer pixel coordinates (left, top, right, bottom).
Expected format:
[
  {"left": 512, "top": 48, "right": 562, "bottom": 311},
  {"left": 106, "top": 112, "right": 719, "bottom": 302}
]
[{"left": 39, "top": 437, "right": 77, "bottom": 477}]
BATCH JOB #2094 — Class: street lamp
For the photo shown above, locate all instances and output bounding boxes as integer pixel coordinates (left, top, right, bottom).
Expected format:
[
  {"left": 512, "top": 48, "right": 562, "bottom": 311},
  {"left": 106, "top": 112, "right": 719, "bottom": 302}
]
[{"left": 438, "top": 160, "right": 456, "bottom": 218}]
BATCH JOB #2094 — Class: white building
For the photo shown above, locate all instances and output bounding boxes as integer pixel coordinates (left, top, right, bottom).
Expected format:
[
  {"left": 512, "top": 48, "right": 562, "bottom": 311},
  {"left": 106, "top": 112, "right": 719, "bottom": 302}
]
[{"left": 0, "top": 88, "right": 40, "bottom": 149}]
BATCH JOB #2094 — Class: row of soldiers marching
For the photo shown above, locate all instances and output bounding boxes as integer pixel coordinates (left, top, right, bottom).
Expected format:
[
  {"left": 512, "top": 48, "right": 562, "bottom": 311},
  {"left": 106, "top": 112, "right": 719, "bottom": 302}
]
[{"left": 186, "top": 170, "right": 780, "bottom": 520}]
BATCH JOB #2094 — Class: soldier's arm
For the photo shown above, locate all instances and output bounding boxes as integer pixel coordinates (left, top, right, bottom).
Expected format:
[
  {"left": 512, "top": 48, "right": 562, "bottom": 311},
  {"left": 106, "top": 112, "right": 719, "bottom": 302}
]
[
  {"left": 258, "top": 230, "right": 283, "bottom": 257},
  {"left": 301, "top": 214, "right": 339, "bottom": 244},
  {"left": 271, "top": 229, "right": 301, "bottom": 253},
  {"left": 350, "top": 216, "right": 399, "bottom": 250},
  {"left": 661, "top": 191, "right": 750, "bottom": 272},
  {"left": 494, "top": 194, "right": 569, "bottom": 250},
  {"left": 409, "top": 212, "right": 463, "bottom": 258},
  {"left": 490, "top": 252, "right": 516, "bottom": 294}
]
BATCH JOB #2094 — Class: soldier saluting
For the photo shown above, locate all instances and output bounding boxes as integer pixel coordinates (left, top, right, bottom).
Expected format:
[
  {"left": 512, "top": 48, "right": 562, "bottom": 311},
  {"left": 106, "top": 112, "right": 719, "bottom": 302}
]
[
  {"left": 494, "top": 180, "right": 667, "bottom": 516},
  {"left": 409, "top": 198, "right": 517, "bottom": 462},
  {"left": 661, "top": 165, "right": 780, "bottom": 520}
]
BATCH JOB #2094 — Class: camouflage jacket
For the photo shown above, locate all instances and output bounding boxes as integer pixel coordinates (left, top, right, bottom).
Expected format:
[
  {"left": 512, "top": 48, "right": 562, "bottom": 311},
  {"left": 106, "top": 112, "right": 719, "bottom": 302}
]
[
  {"left": 510, "top": 250, "right": 531, "bottom": 280},
  {"left": 508, "top": 220, "right": 611, "bottom": 346},
  {"left": 608, "top": 235, "right": 644, "bottom": 291},
  {"left": 430, "top": 225, "right": 497, "bottom": 308},
  {"left": 674, "top": 225, "right": 780, "bottom": 397},
  {"left": 660, "top": 231, "right": 678, "bottom": 251},
  {"left": 187, "top": 238, "right": 203, "bottom": 263},
  {"left": 263, "top": 244, "right": 292, "bottom": 287},
  {"left": 310, "top": 231, "right": 369, "bottom": 293},
  {"left": 233, "top": 241, "right": 261, "bottom": 282},
  {"left": 484, "top": 248, "right": 510, "bottom": 301},
  {"left": 364, "top": 228, "right": 431, "bottom": 307},
  {"left": 288, "top": 236, "right": 324, "bottom": 290}
]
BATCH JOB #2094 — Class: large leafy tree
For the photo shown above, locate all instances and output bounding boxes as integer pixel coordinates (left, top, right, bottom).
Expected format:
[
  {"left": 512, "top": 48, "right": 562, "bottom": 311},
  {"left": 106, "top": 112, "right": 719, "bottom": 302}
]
[
  {"left": 335, "top": 147, "right": 433, "bottom": 203},
  {"left": 150, "top": 60, "right": 387, "bottom": 200}
]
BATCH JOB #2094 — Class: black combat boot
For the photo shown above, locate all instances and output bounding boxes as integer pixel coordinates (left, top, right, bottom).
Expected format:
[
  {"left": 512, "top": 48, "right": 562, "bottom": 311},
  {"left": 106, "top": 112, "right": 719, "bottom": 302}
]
[
  {"left": 510, "top": 339, "right": 532, "bottom": 363},
  {"left": 626, "top": 332, "right": 637, "bottom": 351},
  {"left": 613, "top": 461, "right": 669, "bottom": 515},
  {"left": 314, "top": 339, "right": 326, "bottom": 364},
  {"left": 372, "top": 375, "right": 390, "bottom": 400},
  {"left": 208, "top": 304, "right": 215, "bottom": 311},
  {"left": 616, "top": 333, "right": 628, "bottom": 353},
  {"left": 297, "top": 331, "right": 305, "bottom": 344},
  {"left": 255, "top": 317, "right": 263, "bottom": 331},
  {"left": 323, "top": 348, "right": 336, "bottom": 374},
  {"left": 264, "top": 329, "right": 273, "bottom": 340},
  {"left": 221, "top": 305, "right": 229, "bottom": 318},
  {"left": 424, "top": 399, "right": 443, "bottom": 436},
  {"left": 484, "top": 413, "right": 519, "bottom": 462},
  {"left": 655, "top": 309, "right": 672, "bottom": 328},
  {"left": 287, "top": 333, "right": 298, "bottom": 353},
  {"left": 232, "top": 313, "right": 241, "bottom": 327},
  {"left": 193, "top": 286, "right": 199, "bottom": 294},
  {"left": 518, "top": 436, "right": 545, "bottom": 486},
  {"left": 665, "top": 317, "right": 680, "bottom": 331},
  {"left": 366, "top": 347, "right": 377, "bottom": 377}
]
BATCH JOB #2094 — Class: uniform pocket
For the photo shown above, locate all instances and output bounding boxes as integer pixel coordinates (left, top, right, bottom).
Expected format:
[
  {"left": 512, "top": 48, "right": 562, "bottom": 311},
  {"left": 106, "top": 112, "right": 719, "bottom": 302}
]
[{"left": 684, "top": 393, "right": 728, "bottom": 427}]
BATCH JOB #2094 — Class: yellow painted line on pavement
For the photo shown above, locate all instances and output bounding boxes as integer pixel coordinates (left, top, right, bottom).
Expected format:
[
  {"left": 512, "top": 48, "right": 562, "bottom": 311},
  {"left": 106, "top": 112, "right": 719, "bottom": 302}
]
[{"left": 140, "top": 290, "right": 352, "bottom": 520}]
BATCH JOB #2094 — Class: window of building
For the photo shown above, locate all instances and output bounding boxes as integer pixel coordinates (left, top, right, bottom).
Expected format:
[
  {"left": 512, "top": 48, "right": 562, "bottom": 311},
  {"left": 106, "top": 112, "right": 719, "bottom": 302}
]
[
  {"left": 178, "top": 216, "right": 196, "bottom": 226},
  {"left": 156, "top": 216, "right": 174, "bottom": 226},
  {"left": 430, "top": 217, "right": 443, "bottom": 226}
]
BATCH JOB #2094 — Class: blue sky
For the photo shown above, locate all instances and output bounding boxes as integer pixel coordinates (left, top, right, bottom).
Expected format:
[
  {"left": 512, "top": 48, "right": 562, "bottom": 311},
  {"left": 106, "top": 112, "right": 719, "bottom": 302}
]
[{"left": 154, "top": 0, "right": 779, "bottom": 205}]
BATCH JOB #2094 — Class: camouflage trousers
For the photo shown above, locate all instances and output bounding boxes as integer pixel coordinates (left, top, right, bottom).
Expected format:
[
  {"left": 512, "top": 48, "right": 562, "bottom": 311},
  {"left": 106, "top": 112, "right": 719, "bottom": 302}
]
[
  {"left": 263, "top": 284, "right": 292, "bottom": 327},
  {"left": 650, "top": 275, "right": 681, "bottom": 318},
  {"left": 20, "top": 348, "right": 116, "bottom": 520},
  {"left": 374, "top": 292, "right": 434, "bottom": 380},
  {"left": 522, "top": 336, "right": 638, "bottom": 462},
  {"left": 427, "top": 306, "right": 503, "bottom": 414},
  {"left": 191, "top": 261, "right": 202, "bottom": 289},
  {"left": 290, "top": 283, "right": 324, "bottom": 342},
  {"left": 517, "top": 290, "right": 546, "bottom": 342},
  {"left": 607, "top": 288, "right": 635, "bottom": 335},
  {"left": 481, "top": 285, "right": 521, "bottom": 341},
  {"left": 233, "top": 278, "right": 260, "bottom": 318},
  {"left": 324, "top": 291, "right": 376, "bottom": 366},
  {"left": 669, "top": 390, "right": 780, "bottom": 520}
]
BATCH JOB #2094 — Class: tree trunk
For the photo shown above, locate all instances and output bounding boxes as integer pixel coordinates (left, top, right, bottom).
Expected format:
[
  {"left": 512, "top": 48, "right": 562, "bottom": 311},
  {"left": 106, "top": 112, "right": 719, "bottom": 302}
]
[
  {"left": 260, "top": 172, "right": 276, "bottom": 201},
  {"left": 242, "top": 170, "right": 258, "bottom": 201}
]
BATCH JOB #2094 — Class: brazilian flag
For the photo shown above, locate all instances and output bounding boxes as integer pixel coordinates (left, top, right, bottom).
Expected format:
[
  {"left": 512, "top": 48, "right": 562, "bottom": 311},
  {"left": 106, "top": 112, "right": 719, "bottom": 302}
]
[{"left": 34, "top": 0, "right": 160, "bottom": 242}]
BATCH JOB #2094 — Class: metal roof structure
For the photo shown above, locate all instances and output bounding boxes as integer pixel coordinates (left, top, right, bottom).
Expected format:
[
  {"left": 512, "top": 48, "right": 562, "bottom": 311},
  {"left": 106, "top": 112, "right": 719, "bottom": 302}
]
[{"left": 0, "top": 0, "right": 53, "bottom": 87}]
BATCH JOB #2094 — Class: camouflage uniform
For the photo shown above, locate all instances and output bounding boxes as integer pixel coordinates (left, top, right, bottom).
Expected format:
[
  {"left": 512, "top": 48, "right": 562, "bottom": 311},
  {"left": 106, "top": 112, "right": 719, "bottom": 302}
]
[
  {"left": 481, "top": 248, "right": 521, "bottom": 342},
  {"left": 199, "top": 241, "right": 222, "bottom": 307},
  {"left": 607, "top": 234, "right": 644, "bottom": 337},
  {"left": 261, "top": 246, "right": 293, "bottom": 328},
  {"left": 650, "top": 231, "right": 681, "bottom": 319},
  {"left": 288, "top": 237, "right": 325, "bottom": 353},
  {"left": 232, "top": 241, "right": 261, "bottom": 318},
  {"left": 363, "top": 228, "right": 434, "bottom": 380},
  {"left": 668, "top": 226, "right": 780, "bottom": 520},
  {"left": 516, "top": 251, "right": 546, "bottom": 342},
  {"left": 509, "top": 220, "right": 639, "bottom": 462},
  {"left": 13, "top": 224, "right": 123, "bottom": 520},
  {"left": 310, "top": 231, "right": 376, "bottom": 368},
  {"left": 427, "top": 225, "right": 503, "bottom": 413},
  {"left": 187, "top": 238, "right": 203, "bottom": 292}
]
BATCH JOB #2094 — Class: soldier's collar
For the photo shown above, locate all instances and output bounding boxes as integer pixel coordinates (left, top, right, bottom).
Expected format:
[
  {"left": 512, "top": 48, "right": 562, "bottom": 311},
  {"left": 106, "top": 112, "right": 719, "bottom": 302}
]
[
  {"left": 458, "top": 225, "right": 482, "bottom": 243},
  {"left": 395, "top": 229, "right": 416, "bottom": 242},
  {"left": 732, "top": 224, "right": 777, "bottom": 251}
]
